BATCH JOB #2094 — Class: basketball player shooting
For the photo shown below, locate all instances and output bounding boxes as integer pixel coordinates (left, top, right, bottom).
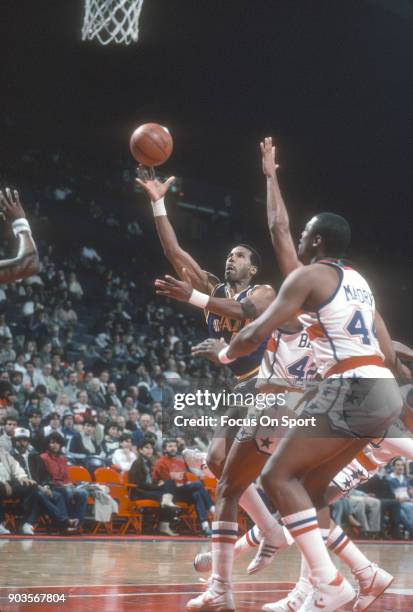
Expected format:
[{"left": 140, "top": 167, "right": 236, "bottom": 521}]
[{"left": 136, "top": 168, "right": 287, "bottom": 541}]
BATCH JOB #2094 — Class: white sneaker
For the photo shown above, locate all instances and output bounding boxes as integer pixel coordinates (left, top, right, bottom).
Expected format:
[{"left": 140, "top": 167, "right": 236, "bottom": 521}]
[
  {"left": 300, "top": 573, "right": 355, "bottom": 612},
  {"left": 194, "top": 552, "right": 212, "bottom": 573},
  {"left": 0, "top": 523, "right": 11, "bottom": 535},
  {"left": 353, "top": 563, "right": 393, "bottom": 611},
  {"left": 21, "top": 523, "right": 34, "bottom": 535},
  {"left": 183, "top": 449, "right": 215, "bottom": 479},
  {"left": 262, "top": 579, "right": 311, "bottom": 611},
  {"left": 186, "top": 579, "right": 235, "bottom": 610},
  {"left": 247, "top": 532, "right": 283, "bottom": 574}
]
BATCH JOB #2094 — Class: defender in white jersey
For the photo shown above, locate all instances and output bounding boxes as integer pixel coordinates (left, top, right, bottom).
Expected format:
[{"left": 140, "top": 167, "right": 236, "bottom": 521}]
[{"left": 192, "top": 208, "right": 403, "bottom": 611}]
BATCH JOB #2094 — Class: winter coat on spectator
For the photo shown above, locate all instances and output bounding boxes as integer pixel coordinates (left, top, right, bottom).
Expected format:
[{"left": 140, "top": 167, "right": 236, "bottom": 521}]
[{"left": 0, "top": 448, "right": 28, "bottom": 483}]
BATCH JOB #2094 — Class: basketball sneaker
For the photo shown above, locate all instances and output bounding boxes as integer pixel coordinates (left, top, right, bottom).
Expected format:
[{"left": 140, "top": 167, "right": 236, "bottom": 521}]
[
  {"left": 261, "top": 578, "right": 311, "bottom": 611},
  {"left": 353, "top": 563, "right": 393, "bottom": 611},
  {"left": 300, "top": 573, "right": 355, "bottom": 612},
  {"left": 194, "top": 552, "right": 212, "bottom": 573},
  {"left": 247, "top": 534, "right": 282, "bottom": 574},
  {"left": 182, "top": 449, "right": 215, "bottom": 479},
  {"left": 186, "top": 579, "right": 235, "bottom": 610}
]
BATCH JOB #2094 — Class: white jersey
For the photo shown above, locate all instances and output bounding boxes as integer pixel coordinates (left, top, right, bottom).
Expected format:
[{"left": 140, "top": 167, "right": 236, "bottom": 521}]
[
  {"left": 257, "top": 328, "right": 316, "bottom": 391},
  {"left": 299, "top": 260, "right": 384, "bottom": 378}
]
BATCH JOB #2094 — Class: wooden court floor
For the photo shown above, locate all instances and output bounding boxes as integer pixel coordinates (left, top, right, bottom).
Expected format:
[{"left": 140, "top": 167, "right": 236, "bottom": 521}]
[{"left": 0, "top": 537, "right": 412, "bottom": 611}]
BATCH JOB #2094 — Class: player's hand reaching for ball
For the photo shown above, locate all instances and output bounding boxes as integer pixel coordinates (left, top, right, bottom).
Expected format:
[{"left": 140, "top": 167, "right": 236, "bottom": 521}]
[
  {"left": 155, "top": 268, "right": 193, "bottom": 302},
  {"left": 0, "top": 188, "right": 27, "bottom": 222},
  {"left": 191, "top": 338, "right": 227, "bottom": 364},
  {"left": 136, "top": 166, "right": 175, "bottom": 203},
  {"left": 260, "top": 137, "right": 279, "bottom": 178}
]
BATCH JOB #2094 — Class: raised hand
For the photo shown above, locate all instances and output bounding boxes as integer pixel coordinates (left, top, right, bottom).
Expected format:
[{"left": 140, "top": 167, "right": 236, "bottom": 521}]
[
  {"left": 191, "top": 338, "right": 227, "bottom": 364},
  {"left": 0, "top": 188, "right": 27, "bottom": 222},
  {"left": 136, "top": 166, "right": 175, "bottom": 202},
  {"left": 155, "top": 267, "right": 193, "bottom": 302},
  {"left": 260, "top": 137, "right": 279, "bottom": 178}
]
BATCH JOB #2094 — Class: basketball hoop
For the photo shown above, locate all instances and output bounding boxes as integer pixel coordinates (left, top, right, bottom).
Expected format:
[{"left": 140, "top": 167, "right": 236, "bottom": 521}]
[{"left": 82, "top": 0, "right": 144, "bottom": 45}]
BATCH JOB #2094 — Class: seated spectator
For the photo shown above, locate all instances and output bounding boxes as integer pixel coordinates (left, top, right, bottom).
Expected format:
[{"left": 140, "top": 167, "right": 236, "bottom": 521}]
[
  {"left": 25, "top": 407, "right": 44, "bottom": 453},
  {"left": 125, "top": 408, "right": 140, "bottom": 433},
  {"left": 347, "top": 489, "right": 381, "bottom": 536},
  {"left": 10, "top": 428, "right": 78, "bottom": 534},
  {"left": 0, "top": 446, "right": 37, "bottom": 535},
  {"left": 41, "top": 364, "right": 61, "bottom": 400},
  {"left": 105, "top": 382, "right": 123, "bottom": 412},
  {"left": 358, "top": 473, "right": 402, "bottom": 539},
  {"left": 61, "top": 411, "right": 80, "bottom": 448},
  {"left": 69, "top": 418, "right": 101, "bottom": 458},
  {"left": 68, "top": 273, "right": 84, "bottom": 300},
  {"left": 153, "top": 439, "right": 214, "bottom": 536},
  {"left": 102, "top": 422, "right": 121, "bottom": 462},
  {"left": 72, "top": 390, "right": 91, "bottom": 418},
  {"left": 112, "top": 433, "right": 137, "bottom": 472},
  {"left": 0, "top": 413, "right": 18, "bottom": 452},
  {"left": 43, "top": 412, "right": 63, "bottom": 437},
  {"left": 40, "top": 433, "right": 88, "bottom": 528},
  {"left": 63, "top": 372, "right": 80, "bottom": 403},
  {"left": 86, "top": 378, "right": 107, "bottom": 412},
  {"left": 55, "top": 393, "right": 72, "bottom": 417},
  {"left": 129, "top": 438, "right": 179, "bottom": 536},
  {"left": 10, "top": 371, "right": 27, "bottom": 411},
  {"left": 387, "top": 458, "right": 413, "bottom": 537},
  {"left": 34, "top": 384, "right": 54, "bottom": 419}
]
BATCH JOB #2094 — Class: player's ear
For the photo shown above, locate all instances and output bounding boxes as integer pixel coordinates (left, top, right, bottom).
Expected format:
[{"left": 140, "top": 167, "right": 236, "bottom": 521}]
[
  {"left": 250, "top": 265, "right": 258, "bottom": 277},
  {"left": 312, "top": 234, "right": 322, "bottom": 247}
]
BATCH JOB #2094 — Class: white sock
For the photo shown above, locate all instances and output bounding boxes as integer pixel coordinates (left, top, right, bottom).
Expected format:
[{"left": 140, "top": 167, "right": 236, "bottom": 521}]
[
  {"left": 211, "top": 521, "right": 238, "bottom": 584},
  {"left": 239, "top": 484, "right": 278, "bottom": 533},
  {"left": 201, "top": 521, "right": 210, "bottom": 531},
  {"left": 282, "top": 508, "right": 337, "bottom": 583},
  {"left": 328, "top": 525, "right": 371, "bottom": 574},
  {"left": 297, "top": 555, "right": 312, "bottom": 591}
]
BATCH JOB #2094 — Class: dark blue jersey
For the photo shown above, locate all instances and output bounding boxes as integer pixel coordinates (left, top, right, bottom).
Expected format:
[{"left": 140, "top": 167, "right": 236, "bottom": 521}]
[{"left": 206, "top": 282, "right": 268, "bottom": 379}]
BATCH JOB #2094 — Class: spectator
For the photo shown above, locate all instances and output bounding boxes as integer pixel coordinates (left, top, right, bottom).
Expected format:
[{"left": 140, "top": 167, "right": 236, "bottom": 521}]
[
  {"left": 69, "top": 419, "right": 101, "bottom": 458},
  {"left": 105, "top": 382, "right": 123, "bottom": 412},
  {"left": 101, "top": 422, "right": 121, "bottom": 462},
  {"left": 111, "top": 433, "right": 137, "bottom": 472},
  {"left": 129, "top": 439, "right": 179, "bottom": 536},
  {"left": 41, "top": 364, "right": 61, "bottom": 400},
  {"left": 387, "top": 458, "right": 413, "bottom": 537},
  {"left": 347, "top": 490, "right": 381, "bottom": 536},
  {"left": 0, "top": 414, "right": 18, "bottom": 452},
  {"left": 0, "top": 446, "right": 37, "bottom": 534},
  {"left": 86, "top": 378, "right": 107, "bottom": 411},
  {"left": 40, "top": 433, "right": 88, "bottom": 528},
  {"left": 64, "top": 372, "right": 79, "bottom": 403},
  {"left": 68, "top": 273, "right": 83, "bottom": 300},
  {"left": 34, "top": 384, "right": 54, "bottom": 419},
  {"left": 26, "top": 408, "right": 44, "bottom": 453},
  {"left": 43, "top": 412, "right": 63, "bottom": 437},
  {"left": 153, "top": 439, "right": 214, "bottom": 535},
  {"left": 10, "top": 428, "right": 77, "bottom": 534}
]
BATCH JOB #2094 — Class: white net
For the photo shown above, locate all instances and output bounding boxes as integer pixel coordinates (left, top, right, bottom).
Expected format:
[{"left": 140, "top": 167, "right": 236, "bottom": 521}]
[{"left": 82, "top": 0, "right": 144, "bottom": 45}]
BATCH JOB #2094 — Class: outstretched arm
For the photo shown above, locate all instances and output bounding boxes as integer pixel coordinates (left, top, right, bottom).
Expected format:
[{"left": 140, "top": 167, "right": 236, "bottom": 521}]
[
  {"left": 136, "top": 168, "right": 211, "bottom": 293},
  {"left": 261, "top": 137, "right": 302, "bottom": 276},
  {"left": 155, "top": 268, "right": 275, "bottom": 319},
  {"left": 0, "top": 189, "right": 39, "bottom": 284}
]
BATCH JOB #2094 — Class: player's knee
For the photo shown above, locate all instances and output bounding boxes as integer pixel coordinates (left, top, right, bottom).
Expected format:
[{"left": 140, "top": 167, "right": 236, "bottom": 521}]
[{"left": 216, "top": 476, "right": 242, "bottom": 503}]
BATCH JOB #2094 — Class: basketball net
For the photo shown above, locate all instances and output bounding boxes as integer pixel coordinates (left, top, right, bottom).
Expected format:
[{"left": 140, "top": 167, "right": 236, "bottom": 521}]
[{"left": 82, "top": 0, "right": 144, "bottom": 45}]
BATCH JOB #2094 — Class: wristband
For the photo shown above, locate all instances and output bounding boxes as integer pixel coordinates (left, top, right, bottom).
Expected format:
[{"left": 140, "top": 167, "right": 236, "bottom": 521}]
[
  {"left": 152, "top": 197, "right": 167, "bottom": 217},
  {"left": 188, "top": 289, "right": 209, "bottom": 309},
  {"left": 12, "top": 218, "right": 31, "bottom": 237},
  {"left": 218, "top": 346, "right": 235, "bottom": 364}
]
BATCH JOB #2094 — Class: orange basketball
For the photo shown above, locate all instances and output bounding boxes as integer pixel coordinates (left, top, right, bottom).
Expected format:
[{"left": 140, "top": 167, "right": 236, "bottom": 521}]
[{"left": 129, "top": 123, "right": 173, "bottom": 166}]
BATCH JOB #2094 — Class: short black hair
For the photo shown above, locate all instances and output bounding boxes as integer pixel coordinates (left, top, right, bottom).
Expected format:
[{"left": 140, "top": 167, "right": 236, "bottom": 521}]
[
  {"left": 236, "top": 244, "right": 262, "bottom": 274},
  {"left": 310, "top": 213, "right": 351, "bottom": 258},
  {"left": 120, "top": 433, "right": 132, "bottom": 442},
  {"left": 162, "top": 437, "right": 177, "bottom": 451},
  {"left": 139, "top": 437, "right": 155, "bottom": 449},
  {"left": 45, "top": 432, "right": 65, "bottom": 448}
]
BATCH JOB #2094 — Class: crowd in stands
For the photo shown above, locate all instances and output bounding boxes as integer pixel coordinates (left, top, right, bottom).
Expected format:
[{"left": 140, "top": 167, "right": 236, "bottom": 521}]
[{"left": 0, "top": 142, "right": 412, "bottom": 539}]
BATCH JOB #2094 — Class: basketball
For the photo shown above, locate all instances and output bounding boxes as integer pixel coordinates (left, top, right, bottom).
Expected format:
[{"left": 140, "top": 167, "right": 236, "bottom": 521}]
[{"left": 130, "top": 123, "right": 173, "bottom": 166}]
